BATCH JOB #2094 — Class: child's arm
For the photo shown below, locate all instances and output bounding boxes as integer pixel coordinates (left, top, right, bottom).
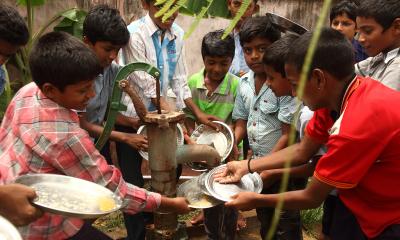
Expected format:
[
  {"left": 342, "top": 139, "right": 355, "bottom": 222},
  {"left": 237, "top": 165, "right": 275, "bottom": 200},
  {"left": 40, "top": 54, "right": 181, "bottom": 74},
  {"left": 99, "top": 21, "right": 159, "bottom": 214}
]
[
  {"left": 159, "top": 196, "right": 190, "bottom": 214},
  {"left": 79, "top": 114, "right": 148, "bottom": 151},
  {"left": 270, "top": 122, "right": 290, "bottom": 153},
  {"left": 260, "top": 161, "right": 316, "bottom": 188},
  {"left": 225, "top": 177, "right": 333, "bottom": 211},
  {"left": 230, "top": 119, "right": 247, "bottom": 160},
  {"left": 184, "top": 98, "right": 222, "bottom": 130}
]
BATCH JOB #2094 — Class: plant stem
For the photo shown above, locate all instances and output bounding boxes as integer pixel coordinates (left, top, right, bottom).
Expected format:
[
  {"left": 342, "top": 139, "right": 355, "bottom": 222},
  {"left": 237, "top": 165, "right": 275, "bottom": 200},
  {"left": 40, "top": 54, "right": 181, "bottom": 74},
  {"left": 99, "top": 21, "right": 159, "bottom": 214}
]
[{"left": 264, "top": 0, "right": 333, "bottom": 239}]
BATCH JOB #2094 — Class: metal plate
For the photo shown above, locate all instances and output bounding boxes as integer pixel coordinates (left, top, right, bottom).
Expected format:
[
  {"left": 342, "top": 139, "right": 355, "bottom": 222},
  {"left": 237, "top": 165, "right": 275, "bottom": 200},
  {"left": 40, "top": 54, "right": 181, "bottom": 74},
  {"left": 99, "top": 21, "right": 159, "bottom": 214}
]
[
  {"left": 266, "top": 12, "right": 308, "bottom": 35},
  {"left": 137, "top": 124, "right": 184, "bottom": 161},
  {"left": 187, "top": 121, "right": 234, "bottom": 171},
  {"left": 0, "top": 215, "right": 22, "bottom": 240},
  {"left": 204, "top": 164, "right": 263, "bottom": 202},
  {"left": 15, "top": 174, "right": 124, "bottom": 219},
  {"left": 177, "top": 177, "right": 222, "bottom": 209}
]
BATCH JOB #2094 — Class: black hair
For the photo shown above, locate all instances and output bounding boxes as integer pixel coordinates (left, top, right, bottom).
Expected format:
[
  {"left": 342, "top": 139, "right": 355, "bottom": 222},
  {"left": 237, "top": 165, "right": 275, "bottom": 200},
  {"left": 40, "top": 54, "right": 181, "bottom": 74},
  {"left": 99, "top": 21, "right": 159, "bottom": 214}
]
[
  {"left": 239, "top": 16, "right": 281, "bottom": 46},
  {"left": 29, "top": 31, "right": 102, "bottom": 91},
  {"left": 201, "top": 30, "right": 235, "bottom": 59},
  {"left": 83, "top": 4, "right": 129, "bottom": 46},
  {"left": 358, "top": 0, "right": 400, "bottom": 30},
  {"left": 330, "top": 0, "right": 358, "bottom": 24},
  {"left": 262, "top": 34, "right": 299, "bottom": 77},
  {"left": 0, "top": 3, "right": 29, "bottom": 46},
  {"left": 285, "top": 28, "right": 355, "bottom": 81}
]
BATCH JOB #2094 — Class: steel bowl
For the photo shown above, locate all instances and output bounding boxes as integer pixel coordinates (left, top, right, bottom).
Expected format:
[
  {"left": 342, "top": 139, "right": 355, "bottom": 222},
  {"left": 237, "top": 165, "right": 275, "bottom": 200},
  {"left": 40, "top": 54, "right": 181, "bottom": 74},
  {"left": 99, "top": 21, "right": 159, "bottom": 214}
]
[
  {"left": 177, "top": 177, "right": 222, "bottom": 209},
  {"left": 204, "top": 164, "right": 263, "bottom": 202},
  {"left": 266, "top": 12, "right": 308, "bottom": 35},
  {"left": 137, "top": 123, "right": 184, "bottom": 161},
  {"left": 0, "top": 215, "right": 22, "bottom": 240},
  {"left": 15, "top": 174, "right": 125, "bottom": 219},
  {"left": 187, "top": 121, "right": 234, "bottom": 171}
]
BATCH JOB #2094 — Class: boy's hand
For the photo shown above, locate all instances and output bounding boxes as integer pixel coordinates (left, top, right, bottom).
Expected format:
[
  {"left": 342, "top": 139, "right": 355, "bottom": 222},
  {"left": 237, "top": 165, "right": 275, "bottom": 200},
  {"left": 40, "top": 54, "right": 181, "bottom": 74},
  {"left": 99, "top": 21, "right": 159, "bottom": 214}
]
[
  {"left": 159, "top": 196, "right": 190, "bottom": 214},
  {"left": 196, "top": 112, "right": 222, "bottom": 131},
  {"left": 228, "top": 144, "right": 240, "bottom": 161},
  {"left": 225, "top": 192, "right": 260, "bottom": 211},
  {"left": 213, "top": 160, "right": 248, "bottom": 183},
  {"left": 0, "top": 184, "right": 43, "bottom": 226},
  {"left": 123, "top": 133, "right": 148, "bottom": 151},
  {"left": 260, "top": 170, "right": 279, "bottom": 189}
]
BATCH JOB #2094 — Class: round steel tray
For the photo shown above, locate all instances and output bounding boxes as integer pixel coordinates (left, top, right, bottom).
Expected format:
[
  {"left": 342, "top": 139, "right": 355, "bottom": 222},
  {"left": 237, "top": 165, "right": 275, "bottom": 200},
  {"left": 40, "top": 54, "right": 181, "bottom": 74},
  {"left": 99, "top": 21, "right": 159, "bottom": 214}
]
[
  {"left": 187, "top": 121, "right": 234, "bottom": 171},
  {"left": 266, "top": 12, "right": 308, "bottom": 35},
  {"left": 0, "top": 215, "right": 22, "bottom": 240},
  {"left": 137, "top": 123, "right": 184, "bottom": 161},
  {"left": 177, "top": 177, "right": 222, "bottom": 209},
  {"left": 15, "top": 174, "right": 124, "bottom": 219},
  {"left": 204, "top": 164, "right": 263, "bottom": 202}
]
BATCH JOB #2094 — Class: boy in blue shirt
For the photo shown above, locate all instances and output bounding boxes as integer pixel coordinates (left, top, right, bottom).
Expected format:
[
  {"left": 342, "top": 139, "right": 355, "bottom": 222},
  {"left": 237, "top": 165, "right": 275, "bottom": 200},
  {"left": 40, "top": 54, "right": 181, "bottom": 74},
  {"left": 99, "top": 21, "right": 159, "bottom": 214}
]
[
  {"left": 78, "top": 5, "right": 148, "bottom": 240},
  {"left": 232, "top": 16, "right": 300, "bottom": 239},
  {"left": 0, "top": 3, "right": 29, "bottom": 95}
]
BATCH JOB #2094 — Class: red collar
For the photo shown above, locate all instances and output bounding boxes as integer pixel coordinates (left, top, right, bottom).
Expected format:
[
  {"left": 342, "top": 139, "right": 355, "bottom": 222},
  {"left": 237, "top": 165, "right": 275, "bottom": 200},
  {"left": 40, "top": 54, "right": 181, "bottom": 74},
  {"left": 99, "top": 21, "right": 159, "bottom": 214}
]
[{"left": 340, "top": 76, "right": 363, "bottom": 114}]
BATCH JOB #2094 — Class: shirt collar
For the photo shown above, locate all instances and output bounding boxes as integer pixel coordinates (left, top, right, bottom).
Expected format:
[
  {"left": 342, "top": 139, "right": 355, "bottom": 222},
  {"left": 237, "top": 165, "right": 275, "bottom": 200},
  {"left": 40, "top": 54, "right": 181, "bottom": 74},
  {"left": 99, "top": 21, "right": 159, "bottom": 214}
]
[
  {"left": 339, "top": 75, "right": 361, "bottom": 114},
  {"left": 196, "top": 68, "right": 231, "bottom": 96},
  {"left": 384, "top": 47, "right": 400, "bottom": 64},
  {"left": 144, "top": 14, "right": 177, "bottom": 41}
]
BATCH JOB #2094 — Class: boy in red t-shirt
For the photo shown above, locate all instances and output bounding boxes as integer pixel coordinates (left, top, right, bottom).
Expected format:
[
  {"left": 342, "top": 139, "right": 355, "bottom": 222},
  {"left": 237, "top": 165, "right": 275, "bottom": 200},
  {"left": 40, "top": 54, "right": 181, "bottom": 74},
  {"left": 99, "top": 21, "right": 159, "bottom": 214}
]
[{"left": 217, "top": 28, "right": 400, "bottom": 239}]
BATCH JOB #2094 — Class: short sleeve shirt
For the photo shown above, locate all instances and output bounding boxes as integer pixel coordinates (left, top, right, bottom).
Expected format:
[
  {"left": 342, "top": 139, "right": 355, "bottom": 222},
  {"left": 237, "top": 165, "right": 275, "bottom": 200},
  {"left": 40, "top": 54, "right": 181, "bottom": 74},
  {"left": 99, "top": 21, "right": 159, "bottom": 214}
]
[
  {"left": 85, "top": 63, "right": 120, "bottom": 125},
  {"left": 185, "top": 69, "right": 239, "bottom": 122},
  {"left": 355, "top": 48, "right": 400, "bottom": 90},
  {"left": 308, "top": 76, "right": 400, "bottom": 238},
  {"left": 232, "top": 71, "right": 296, "bottom": 157}
]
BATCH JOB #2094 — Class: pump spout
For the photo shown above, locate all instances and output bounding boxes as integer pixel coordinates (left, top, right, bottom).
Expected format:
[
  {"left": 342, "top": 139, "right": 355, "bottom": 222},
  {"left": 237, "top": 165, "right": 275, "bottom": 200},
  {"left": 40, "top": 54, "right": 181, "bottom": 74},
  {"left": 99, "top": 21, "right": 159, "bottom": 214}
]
[{"left": 175, "top": 145, "right": 221, "bottom": 167}]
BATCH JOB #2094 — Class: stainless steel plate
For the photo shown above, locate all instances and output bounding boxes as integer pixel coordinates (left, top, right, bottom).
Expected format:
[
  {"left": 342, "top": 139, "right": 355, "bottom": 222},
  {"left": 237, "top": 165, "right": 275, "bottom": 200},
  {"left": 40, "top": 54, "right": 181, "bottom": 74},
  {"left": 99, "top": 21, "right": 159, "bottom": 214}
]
[
  {"left": 137, "top": 124, "right": 184, "bottom": 161},
  {"left": 0, "top": 215, "right": 22, "bottom": 240},
  {"left": 177, "top": 177, "right": 222, "bottom": 209},
  {"left": 205, "top": 164, "right": 263, "bottom": 202},
  {"left": 187, "top": 121, "right": 234, "bottom": 171},
  {"left": 15, "top": 174, "right": 124, "bottom": 219},
  {"left": 266, "top": 12, "right": 308, "bottom": 35}
]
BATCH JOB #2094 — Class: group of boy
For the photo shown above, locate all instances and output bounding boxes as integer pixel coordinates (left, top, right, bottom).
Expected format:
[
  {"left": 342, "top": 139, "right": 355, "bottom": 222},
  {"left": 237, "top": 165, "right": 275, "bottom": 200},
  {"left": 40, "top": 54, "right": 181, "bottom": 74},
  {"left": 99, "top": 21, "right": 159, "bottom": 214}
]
[
  {"left": 216, "top": 1, "right": 400, "bottom": 240},
  {"left": 1, "top": 0, "right": 400, "bottom": 240}
]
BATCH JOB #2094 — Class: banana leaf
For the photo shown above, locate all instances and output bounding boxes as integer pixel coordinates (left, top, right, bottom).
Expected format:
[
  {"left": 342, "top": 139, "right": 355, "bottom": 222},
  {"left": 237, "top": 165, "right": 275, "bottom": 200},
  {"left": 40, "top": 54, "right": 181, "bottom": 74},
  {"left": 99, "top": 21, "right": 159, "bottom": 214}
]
[
  {"left": 180, "top": 0, "right": 230, "bottom": 19},
  {"left": 17, "top": 0, "right": 46, "bottom": 6},
  {"left": 53, "top": 9, "right": 87, "bottom": 40}
]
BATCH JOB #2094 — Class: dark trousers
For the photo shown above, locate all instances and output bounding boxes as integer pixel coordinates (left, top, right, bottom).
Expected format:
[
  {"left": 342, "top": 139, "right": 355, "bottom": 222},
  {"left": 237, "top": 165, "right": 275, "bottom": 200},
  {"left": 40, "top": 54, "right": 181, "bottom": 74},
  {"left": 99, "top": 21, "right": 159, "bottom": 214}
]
[
  {"left": 69, "top": 221, "right": 112, "bottom": 240},
  {"left": 115, "top": 125, "right": 147, "bottom": 240},
  {"left": 204, "top": 204, "right": 238, "bottom": 240},
  {"left": 323, "top": 195, "right": 365, "bottom": 240},
  {"left": 256, "top": 181, "right": 305, "bottom": 240}
]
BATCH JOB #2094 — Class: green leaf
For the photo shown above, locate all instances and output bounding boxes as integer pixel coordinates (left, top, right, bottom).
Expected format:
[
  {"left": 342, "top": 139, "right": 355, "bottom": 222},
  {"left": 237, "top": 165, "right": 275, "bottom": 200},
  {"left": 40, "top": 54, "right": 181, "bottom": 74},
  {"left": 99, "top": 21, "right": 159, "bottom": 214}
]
[
  {"left": 53, "top": 10, "right": 87, "bottom": 39},
  {"left": 17, "top": 0, "right": 46, "bottom": 6}
]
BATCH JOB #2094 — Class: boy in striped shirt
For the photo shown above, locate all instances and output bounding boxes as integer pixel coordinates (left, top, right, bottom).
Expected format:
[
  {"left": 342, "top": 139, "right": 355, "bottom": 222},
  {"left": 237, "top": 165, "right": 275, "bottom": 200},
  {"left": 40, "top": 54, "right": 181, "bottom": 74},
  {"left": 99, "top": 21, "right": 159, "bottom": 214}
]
[{"left": 184, "top": 30, "right": 239, "bottom": 240}]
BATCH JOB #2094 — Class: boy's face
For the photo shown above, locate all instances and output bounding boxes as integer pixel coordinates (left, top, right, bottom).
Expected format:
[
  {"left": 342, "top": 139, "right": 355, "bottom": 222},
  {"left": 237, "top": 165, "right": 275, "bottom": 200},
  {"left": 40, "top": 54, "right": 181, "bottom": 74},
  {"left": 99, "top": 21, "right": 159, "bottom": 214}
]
[
  {"left": 285, "top": 63, "right": 324, "bottom": 111},
  {"left": 0, "top": 39, "right": 20, "bottom": 65},
  {"left": 143, "top": 0, "right": 179, "bottom": 31},
  {"left": 43, "top": 80, "right": 95, "bottom": 110},
  {"left": 84, "top": 38, "right": 122, "bottom": 68},
  {"left": 228, "top": 0, "right": 259, "bottom": 30},
  {"left": 331, "top": 13, "right": 356, "bottom": 41},
  {"left": 204, "top": 56, "right": 232, "bottom": 82},
  {"left": 357, "top": 16, "right": 399, "bottom": 56},
  {"left": 264, "top": 65, "right": 292, "bottom": 97},
  {"left": 243, "top": 37, "right": 272, "bottom": 74}
]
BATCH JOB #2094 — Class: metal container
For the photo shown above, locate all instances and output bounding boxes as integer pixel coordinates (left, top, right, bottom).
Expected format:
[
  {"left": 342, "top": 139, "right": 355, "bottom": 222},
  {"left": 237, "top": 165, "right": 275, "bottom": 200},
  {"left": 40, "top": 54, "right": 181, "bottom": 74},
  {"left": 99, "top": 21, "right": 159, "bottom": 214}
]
[
  {"left": 15, "top": 174, "right": 125, "bottom": 219},
  {"left": 188, "top": 121, "right": 234, "bottom": 171},
  {"left": 266, "top": 12, "right": 308, "bottom": 35},
  {"left": 177, "top": 176, "right": 222, "bottom": 209},
  {"left": 137, "top": 123, "right": 184, "bottom": 161},
  {"left": 0, "top": 215, "right": 22, "bottom": 240},
  {"left": 204, "top": 165, "right": 263, "bottom": 202}
]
